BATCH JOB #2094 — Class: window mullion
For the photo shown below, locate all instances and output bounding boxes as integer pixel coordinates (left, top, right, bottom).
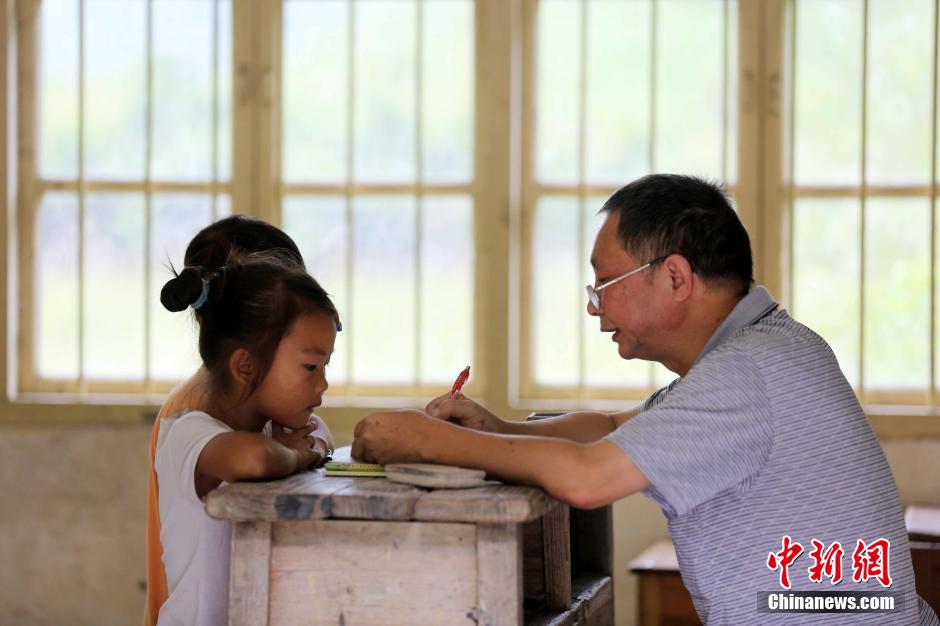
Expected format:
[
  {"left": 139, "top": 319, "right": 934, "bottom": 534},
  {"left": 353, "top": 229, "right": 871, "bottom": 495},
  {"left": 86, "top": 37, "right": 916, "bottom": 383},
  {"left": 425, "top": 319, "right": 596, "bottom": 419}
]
[
  {"left": 144, "top": 0, "right": 154, "bottom": 394},
  {"left": 930, "top": 0, "right": 939, "bottom": 410},
  {"left": 12, "top": 0, "right": 45, "bottom": 398},
  {"left": 476, "top": 0, "right": 521, "bottom": 416},
  {"left": 231, "top": 0, "right": 278, "bottom": 223}
]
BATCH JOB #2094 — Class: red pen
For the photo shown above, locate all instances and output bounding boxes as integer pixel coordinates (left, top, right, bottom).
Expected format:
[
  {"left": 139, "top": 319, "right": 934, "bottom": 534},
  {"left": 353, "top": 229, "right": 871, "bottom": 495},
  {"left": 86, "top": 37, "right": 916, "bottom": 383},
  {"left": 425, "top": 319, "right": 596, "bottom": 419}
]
[{"left": 450, "top": 366, "right": 471, "bottom": 397}]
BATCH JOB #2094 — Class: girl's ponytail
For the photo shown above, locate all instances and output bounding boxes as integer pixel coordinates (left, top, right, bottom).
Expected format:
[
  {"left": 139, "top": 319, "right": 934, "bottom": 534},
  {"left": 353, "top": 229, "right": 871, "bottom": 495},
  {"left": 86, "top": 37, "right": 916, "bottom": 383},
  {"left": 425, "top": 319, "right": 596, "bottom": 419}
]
[{"left": 160, "top": 266, "right": 207, "bottom": 313}]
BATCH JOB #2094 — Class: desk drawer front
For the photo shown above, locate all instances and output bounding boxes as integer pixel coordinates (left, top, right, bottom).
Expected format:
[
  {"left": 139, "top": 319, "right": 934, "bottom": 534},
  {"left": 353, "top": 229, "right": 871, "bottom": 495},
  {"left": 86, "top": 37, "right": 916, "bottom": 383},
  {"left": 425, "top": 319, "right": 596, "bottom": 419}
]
[{"left": 268, "top": 520, "right": 478, "bottom": 626}]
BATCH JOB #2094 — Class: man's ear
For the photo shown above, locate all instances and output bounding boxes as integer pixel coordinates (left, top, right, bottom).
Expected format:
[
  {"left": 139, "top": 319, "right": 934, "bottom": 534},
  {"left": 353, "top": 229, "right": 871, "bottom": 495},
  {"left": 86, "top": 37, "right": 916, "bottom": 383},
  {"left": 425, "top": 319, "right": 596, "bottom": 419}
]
[
  {"left": 228, "top": 348, "right": 255, "bottom": 387},
  {"left": 665, "top": 255, "right": 694, "bottom": 301}
]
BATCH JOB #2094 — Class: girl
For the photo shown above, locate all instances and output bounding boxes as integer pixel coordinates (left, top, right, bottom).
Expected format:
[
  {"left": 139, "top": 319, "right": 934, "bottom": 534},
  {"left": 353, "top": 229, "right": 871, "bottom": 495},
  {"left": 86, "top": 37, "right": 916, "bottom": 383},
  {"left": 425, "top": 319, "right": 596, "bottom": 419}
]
[
  {"left": 144, "top": 216, "right": 334, "bottom": 626},
  {"left": 154, "top": 252, "right": 340, "bottom": 626}
]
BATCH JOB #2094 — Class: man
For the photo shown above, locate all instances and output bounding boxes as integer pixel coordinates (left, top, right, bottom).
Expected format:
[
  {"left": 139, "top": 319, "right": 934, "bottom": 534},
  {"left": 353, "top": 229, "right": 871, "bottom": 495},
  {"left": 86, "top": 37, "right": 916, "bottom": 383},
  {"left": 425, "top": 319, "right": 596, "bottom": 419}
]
[{"left": 353, "top": 174, "right": 938, "bottom": 625}]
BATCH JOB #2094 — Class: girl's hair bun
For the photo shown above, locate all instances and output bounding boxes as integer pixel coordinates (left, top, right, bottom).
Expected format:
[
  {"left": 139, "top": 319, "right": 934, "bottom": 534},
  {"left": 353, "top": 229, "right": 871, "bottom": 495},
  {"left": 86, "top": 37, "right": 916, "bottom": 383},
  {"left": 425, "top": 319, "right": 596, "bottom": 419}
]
[{"left": 160, "top": 266, "right": 205, "bottom": 312}]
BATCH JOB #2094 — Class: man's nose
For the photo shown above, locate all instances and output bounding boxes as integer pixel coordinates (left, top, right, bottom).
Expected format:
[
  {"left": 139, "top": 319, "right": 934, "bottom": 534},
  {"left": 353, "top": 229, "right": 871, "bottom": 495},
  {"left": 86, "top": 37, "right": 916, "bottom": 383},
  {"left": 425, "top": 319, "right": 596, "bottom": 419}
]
[{"left": 587, "top": 298, "right": 601, "bottom": 316}]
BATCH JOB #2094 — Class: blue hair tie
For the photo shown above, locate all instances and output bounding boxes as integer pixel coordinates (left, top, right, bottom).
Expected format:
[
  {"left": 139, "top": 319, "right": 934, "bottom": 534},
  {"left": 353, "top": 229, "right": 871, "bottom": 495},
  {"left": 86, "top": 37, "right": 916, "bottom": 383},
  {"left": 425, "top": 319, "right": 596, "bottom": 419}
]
[{"left": 192, "top": 278, "right": 210, "bottom": 311}]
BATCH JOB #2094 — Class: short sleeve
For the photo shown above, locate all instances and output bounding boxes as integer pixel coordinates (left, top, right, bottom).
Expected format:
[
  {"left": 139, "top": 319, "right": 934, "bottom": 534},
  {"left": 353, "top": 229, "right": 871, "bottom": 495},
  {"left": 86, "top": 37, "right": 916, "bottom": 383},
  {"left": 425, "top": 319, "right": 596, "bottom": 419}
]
[
  {"left": 157, "top": 411, "right": 232, "bottom": 505},
  {"left": 605, "top": 346, "right": 774, "bottom": 518}
]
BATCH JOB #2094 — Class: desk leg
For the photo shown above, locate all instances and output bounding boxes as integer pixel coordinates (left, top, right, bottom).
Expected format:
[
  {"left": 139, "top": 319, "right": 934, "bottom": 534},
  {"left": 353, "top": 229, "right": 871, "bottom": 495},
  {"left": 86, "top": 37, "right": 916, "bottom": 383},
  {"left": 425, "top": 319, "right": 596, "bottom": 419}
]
[
  {"left": 543, "top": 503, "right": 572, "bottom": 610},
  {"left": 477, "top": 523, "right": 522, "bottom": 626},
  {"left": 229, "top": 521, "right": 272, "bottom": 626}
]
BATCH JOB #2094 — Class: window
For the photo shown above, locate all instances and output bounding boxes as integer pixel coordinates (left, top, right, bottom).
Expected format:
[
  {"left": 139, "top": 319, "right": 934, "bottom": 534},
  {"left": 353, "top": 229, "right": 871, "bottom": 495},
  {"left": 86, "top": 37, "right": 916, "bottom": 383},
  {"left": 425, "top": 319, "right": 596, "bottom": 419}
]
[
  {"left": 279, "top": 0, "right": 475, "bottom": 397},
  {"left": 10, "top": 0, "right": 475, "bottom": 404},
  {"left": 520, "top": 0, "right": 738, "bottom": 403},
  {"left": 3, "top": 0, "right": 940, "bottom": 433},
  {"left": 786, "top": 0, "right": 938, "bottom": 407},
  {"left": 19, "top": 0, "right": 231, "bottom": 397}
]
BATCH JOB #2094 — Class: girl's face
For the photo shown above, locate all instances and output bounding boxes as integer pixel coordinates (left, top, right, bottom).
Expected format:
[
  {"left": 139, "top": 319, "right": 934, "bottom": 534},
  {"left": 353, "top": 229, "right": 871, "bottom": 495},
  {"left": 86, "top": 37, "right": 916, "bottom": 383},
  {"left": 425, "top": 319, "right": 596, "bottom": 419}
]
[{"left": 252, "top": 311, "right": 337, "bottom": 430}]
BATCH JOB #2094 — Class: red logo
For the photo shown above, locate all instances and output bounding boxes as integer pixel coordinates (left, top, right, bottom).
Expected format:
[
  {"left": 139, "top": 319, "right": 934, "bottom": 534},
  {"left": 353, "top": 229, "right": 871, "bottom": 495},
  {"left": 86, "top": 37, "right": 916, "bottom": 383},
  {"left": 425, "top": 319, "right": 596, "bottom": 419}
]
[
  {"left": 807, "top": 539, "right": 844, "bottom": 585},
  {"left": 767, "top": 536, "right": 892, "bottom": 589},
  {"left": 767, "top": 535, "right": 804, "bottom": 589},
  {"left": 851, "top": 538, "right": 892, "bottom": 587}
]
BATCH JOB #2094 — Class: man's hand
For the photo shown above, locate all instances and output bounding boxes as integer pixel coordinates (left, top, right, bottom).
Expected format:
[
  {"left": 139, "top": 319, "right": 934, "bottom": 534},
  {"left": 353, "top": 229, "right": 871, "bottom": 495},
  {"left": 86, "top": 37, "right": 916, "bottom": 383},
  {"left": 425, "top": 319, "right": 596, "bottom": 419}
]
[
  {"left": 352, "top": 409, "right": 439, "bottom": 465},
  {"left": 271, "top": 423, "right": 326, "bottom": 471},
  {"left": 424, "top": 393, "right": 506, "bottom": 433}
]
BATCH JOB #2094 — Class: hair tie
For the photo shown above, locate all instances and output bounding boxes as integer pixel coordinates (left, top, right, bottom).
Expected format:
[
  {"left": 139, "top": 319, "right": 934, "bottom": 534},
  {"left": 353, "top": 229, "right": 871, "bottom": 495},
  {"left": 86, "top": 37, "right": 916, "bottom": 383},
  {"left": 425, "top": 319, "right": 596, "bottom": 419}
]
[{"left": 192, "top": 278, "right": 210, "bottom": 311}]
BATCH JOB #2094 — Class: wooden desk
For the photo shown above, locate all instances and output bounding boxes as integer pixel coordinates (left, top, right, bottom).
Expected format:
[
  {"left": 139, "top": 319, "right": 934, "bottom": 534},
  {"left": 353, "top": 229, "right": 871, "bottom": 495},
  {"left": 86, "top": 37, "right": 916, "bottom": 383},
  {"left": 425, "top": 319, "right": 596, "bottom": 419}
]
[
  {"left": 628, "top": 540, "right": 700, "bottom": 626},
  {"left": 906, "top": 505, "right": 940, "bottom": 618},
  {"left": 207, "top": 470, "right": 613, "bottom": 625}
]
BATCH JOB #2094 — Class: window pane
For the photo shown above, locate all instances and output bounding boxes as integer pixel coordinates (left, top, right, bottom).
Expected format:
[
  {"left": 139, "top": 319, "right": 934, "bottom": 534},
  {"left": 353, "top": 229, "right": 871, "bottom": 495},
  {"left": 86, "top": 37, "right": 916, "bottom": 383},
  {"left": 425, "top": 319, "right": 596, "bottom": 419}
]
[
  {"left": 584, "top": 0, "right": 651, "bottom": 185},
  {"left": 864, "top": 198, "right": 930, "bottom": 390},
  {"left": 793, "top": 1, "right": 862, "bottom": 186},
  {"left": 792, "top": 197, "right": 861, "bottom": 387},
  {"left": 420, "top": 195, "right": 473, "bottom": 384},
  {"left": 354, "top": 1, "right": 417, "bottom": 182},
  {"left": 151, "top": 0, "right": 217, "bottom": 181},
  {"left": 283, "top": 0, "right": 349, "bottom": 183},
  {"left": 83, "top": 193, "right": 146, "bottom": 379},
  {"left": 866, "top": 0, "right": 933, "bottom": 186},
  {"left": 655, "top": 0, "right": 726, "bottom": 178},
  {"left": 532, "top": 197, "right": 580, "bottom": 386},
  {"left": 85, "top": 0, "right": 147, "bottom": 180},
  {"left": 39, "top": 0, "right": 79, "bottom": 179},
  {"left": 36, "top": 192, "right": 79, "bottom": 379},
  {"left": 422, "top": 1, "right": 474, "bottom": 183},
  {"left": 725, "top": 0, "right": 738, "bottom": 184},
  {"left": 216, "top": 2, "right": 232, "bottom": 182},
  {"left": 150, "top": 195, "right": 213, "bottom": 380},
  {"left": 352, "top": 197, "right": 417, "bottom": 383},
  {"left": 537, "top": 0, "right": 581, "bottom": 184},
  {"left": 282, "top": 195, "right": 350, "bottom": 386}
]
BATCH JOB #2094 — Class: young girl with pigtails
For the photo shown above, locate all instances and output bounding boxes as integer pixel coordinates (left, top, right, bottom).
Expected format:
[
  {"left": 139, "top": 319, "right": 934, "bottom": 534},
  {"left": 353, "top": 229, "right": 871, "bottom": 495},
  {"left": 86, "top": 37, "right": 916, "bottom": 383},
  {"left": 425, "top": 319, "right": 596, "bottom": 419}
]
[
  {"left": 153, "top": 251, "right": 341, "bottom": 626},
  {"left": 144, "top": 216, "right": 335, "bottom": 626}
]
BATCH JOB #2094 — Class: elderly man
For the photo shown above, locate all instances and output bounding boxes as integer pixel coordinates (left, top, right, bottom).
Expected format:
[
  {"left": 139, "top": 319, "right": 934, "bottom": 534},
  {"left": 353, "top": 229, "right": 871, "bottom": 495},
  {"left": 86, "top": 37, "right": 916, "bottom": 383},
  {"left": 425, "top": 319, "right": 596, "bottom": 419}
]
[{"left": 353, "top": 174, "right": 938, "bottom": 625}]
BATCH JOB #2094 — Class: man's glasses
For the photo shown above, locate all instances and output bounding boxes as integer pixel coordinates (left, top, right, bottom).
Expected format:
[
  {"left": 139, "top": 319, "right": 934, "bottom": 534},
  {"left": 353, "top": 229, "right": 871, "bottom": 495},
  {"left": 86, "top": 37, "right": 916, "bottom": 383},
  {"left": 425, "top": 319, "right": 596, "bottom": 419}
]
[{"left": 585, "top": 255, "right": 669, "bottom": 309}]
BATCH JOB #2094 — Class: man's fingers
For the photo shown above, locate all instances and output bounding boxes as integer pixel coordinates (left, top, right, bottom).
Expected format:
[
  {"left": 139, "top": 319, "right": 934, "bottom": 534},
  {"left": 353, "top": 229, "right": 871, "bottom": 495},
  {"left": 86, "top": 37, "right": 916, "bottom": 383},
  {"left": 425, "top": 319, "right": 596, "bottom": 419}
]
[
  {"left": 431, "top": 399, "right": 480, "bottom": 422},
  {"left": 425, "top": 393, "right": 450, "bottom": 416},
  {"left": 427, "top": 399, "right": 453, "bottom": 420}
]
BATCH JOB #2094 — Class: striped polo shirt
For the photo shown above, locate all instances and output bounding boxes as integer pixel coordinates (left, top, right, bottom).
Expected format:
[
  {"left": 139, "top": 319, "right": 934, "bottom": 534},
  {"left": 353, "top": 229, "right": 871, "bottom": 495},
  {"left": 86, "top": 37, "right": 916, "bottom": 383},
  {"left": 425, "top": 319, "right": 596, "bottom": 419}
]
[{"left": 607, "top": 286, "right": 939, "bottom": 625}]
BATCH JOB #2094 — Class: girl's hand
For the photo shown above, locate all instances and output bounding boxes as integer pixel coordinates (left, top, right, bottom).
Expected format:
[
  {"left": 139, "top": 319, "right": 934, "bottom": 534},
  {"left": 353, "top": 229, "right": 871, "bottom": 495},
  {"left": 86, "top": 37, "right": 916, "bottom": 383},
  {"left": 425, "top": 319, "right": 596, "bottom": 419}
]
[
  {"left": 424, "top": 393, "right": 505, "bottom": 433},
  {"left": 307, "top": 414, "right": 335, "bottom": 452},
  {"left": 271, "top": 423, "right": 327, "bottom": 471}
]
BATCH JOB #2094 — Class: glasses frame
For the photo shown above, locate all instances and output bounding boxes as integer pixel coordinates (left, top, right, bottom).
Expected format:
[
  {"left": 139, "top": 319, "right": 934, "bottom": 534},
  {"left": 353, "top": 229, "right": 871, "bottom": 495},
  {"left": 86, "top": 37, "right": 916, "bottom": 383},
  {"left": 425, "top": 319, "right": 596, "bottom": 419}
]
[{"left": 585, "top": 255, "right": 670, "bottom": 309}]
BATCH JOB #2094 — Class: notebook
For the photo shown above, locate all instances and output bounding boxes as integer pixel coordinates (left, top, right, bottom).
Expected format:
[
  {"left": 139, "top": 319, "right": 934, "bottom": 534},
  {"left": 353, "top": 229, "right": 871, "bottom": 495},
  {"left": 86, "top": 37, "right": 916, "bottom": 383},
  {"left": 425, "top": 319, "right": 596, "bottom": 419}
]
[{"left": 323, "top": 445, "right": 385, "bottom": 477}]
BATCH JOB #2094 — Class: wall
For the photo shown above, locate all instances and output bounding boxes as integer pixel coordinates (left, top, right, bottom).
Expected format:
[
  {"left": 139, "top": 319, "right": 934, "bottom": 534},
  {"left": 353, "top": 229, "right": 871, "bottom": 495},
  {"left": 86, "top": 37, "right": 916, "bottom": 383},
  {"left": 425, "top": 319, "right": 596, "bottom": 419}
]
[{"left": 0, "top": 419, "right": 937, "bottom": 626}]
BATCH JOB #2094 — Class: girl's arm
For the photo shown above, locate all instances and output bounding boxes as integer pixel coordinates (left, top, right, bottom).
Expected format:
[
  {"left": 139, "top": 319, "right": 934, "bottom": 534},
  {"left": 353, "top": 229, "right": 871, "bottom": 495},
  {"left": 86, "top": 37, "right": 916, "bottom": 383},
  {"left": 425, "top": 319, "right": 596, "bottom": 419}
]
[{"left": 195, "top": 425, "right": 323, "bottom": 497}]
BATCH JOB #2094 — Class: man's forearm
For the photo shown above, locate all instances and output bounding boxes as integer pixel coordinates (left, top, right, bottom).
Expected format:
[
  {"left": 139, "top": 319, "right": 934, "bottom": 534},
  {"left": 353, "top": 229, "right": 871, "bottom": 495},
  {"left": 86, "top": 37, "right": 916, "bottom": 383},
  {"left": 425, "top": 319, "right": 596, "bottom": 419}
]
[
  {"left": 422, "top": 421, "right": 588, "bottom": 501},
  {"left": 498, "top": 411, "right": 617, "bottom": 443},
  {"left": 419, "top": 420, "right": 647, "bottom": 509}
]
